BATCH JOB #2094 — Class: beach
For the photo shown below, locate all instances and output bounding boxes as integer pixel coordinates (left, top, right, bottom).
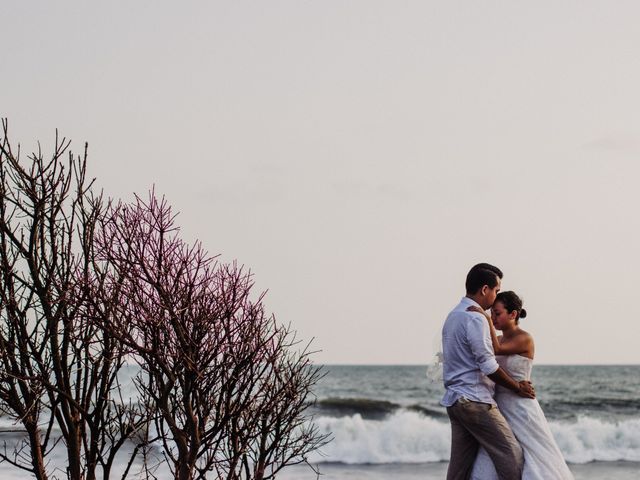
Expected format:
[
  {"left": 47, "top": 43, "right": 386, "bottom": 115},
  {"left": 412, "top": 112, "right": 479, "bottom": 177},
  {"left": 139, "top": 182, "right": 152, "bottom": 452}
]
[
  {"left": 280, "top": 461, "right": 640, "bottom": 480},
  {"left": 1, "top": 459, "right": 638, "bottom": 479}
]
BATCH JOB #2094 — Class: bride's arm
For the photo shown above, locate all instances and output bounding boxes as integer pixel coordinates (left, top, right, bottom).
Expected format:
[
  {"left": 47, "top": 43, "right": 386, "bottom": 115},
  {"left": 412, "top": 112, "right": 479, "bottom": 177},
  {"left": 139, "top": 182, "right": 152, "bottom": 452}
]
[
  {"left": 467, "top": 306, "right": 503, "bottom": 352},
  {"left": 467, "top": 306, "right": 533, "bottom": 357}
]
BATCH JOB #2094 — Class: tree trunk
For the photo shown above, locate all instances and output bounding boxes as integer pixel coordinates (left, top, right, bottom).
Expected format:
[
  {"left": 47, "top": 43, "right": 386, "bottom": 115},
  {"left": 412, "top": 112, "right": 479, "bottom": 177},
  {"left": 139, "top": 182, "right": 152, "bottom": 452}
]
[{"left": 25, "top": 421, "right": 48, "bottom": 480}]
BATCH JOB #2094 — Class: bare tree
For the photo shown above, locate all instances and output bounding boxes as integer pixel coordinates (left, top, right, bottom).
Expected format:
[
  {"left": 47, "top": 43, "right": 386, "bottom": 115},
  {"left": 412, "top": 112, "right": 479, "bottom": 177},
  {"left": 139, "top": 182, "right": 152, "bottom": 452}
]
[
  {"left": 0, "top": 120, "right": 149, "bottom": 480},
  {"left": 0, "top": 120, "right": 327, "bottom": 480},
  {"left": 215, "top": 323, "right": 327, "bottom": 480},
  {"left": 96, "top": 193, "right": 328, "bottom": 480}
]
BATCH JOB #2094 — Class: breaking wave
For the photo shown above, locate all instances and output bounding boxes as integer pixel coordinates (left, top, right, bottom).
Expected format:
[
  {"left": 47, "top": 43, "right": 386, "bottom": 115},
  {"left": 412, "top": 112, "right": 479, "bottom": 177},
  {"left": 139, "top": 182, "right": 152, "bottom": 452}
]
[{"left": 308, "top": 411, "right": 640, "bottom": 465}]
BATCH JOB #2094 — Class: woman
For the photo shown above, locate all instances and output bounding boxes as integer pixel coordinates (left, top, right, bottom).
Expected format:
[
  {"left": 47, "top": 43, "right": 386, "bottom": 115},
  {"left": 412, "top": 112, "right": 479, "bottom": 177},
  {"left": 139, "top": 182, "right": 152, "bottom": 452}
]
[{"left": 468, "top": 291, "right": 573, "bottom": 480}]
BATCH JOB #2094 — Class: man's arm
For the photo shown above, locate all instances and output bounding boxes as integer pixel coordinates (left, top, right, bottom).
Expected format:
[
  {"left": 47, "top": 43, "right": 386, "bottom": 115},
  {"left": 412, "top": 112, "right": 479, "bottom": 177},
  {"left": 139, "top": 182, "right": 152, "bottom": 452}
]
[
  {"left": 466, "top": 313, "right": 536, "bottom": 399},
  {"left": 488, "top": 367, "right": 535, "bottom": 399},
  {"left": 466, "top": 314, "right": 500, "bottom": 375}
]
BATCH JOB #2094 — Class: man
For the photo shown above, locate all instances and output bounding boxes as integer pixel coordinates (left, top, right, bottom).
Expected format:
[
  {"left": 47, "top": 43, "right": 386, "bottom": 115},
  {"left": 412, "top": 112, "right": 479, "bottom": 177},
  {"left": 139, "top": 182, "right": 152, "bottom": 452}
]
[{"left": 441, "top": 263, "right": 535, "bottom": 480}]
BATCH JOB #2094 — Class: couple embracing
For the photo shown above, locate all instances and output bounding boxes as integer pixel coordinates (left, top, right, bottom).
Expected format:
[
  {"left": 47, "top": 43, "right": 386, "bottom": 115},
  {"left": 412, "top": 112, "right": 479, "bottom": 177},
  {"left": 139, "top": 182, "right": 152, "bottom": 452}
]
[{"left": 441, "top": 263, "right": 573, "bottom": 480}]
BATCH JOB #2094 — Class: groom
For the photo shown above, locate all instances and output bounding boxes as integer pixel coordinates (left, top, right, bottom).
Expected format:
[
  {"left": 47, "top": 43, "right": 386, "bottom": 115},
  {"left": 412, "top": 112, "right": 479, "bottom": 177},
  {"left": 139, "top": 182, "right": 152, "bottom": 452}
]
[{"left": 441, "top": 263, "right": 535, "bottom": 480}]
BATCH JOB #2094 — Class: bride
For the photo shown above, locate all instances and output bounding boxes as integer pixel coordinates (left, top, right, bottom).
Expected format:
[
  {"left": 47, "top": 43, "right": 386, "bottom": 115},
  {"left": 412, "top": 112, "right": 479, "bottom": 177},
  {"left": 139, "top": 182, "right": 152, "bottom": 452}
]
[{"left": 467, "top": 291, "right": 573, "bottom": 480}]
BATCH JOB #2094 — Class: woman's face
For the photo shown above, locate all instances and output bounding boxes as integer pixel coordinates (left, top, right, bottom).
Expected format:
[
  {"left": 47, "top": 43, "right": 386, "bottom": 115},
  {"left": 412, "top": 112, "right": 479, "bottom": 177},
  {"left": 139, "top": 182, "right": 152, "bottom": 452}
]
[{"left": 491, "top": 300, "right": 517, "bottom": 330}]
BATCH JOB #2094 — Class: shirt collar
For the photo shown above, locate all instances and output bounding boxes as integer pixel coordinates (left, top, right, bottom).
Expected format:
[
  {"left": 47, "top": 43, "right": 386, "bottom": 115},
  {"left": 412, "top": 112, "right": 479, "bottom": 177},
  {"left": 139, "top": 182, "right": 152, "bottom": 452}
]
[{"left": 460, "top": 296, "right": 483, "bottom": 309}]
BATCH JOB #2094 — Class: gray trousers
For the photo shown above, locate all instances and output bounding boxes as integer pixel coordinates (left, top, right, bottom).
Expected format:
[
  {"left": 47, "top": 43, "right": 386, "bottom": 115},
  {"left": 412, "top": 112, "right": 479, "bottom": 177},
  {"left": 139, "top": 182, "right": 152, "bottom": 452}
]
[{"left": 446, "top": 399, "right": 523, "bottom": 480}]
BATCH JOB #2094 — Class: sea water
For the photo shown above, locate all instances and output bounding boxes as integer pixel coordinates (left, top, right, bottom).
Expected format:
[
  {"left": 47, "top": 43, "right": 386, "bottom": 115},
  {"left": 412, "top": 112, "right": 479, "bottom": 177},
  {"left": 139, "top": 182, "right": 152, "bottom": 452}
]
[
  {"left": 0, "top": 365, "right": 639, "bottom": 479},
  {"left": 282, "top": 364, "right": 640, "bottom": 479},
  {"left": 307, "top": 365, "right": 640, "bottom": 463}
]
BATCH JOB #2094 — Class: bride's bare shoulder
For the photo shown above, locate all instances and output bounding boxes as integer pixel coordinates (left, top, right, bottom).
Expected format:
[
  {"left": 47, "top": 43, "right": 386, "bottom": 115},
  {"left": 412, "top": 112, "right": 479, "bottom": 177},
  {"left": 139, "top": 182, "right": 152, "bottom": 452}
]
[
  {"left": 518, "top": 329, "right": 534, "bottom": 342},
  {"left": 518, "top": 330, "right": 535, "bottom": 358}
]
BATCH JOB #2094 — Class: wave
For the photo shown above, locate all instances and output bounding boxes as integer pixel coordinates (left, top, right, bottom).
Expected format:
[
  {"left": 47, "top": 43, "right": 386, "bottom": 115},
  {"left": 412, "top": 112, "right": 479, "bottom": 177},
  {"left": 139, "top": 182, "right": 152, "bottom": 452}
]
[
  {"left": 308, "top": 411, "right": 640, "bottom": 465},
  {"left": 312, "top": 395, "right": 640, "bottom": 424},
  {"left": 309, "top": 411, "right": 450, "bottom": 464},
  {"left": 313, "top": 398, "right": 401, "bottom": 419},
  {"left": 313, "top": 397, "right": 447, "bottom": 420},
  {"left": 312, "top": 397, "right": 447, "bottom": 420},
  {"left": 552, "top": 416, "right": 640, "bottom": 464}
]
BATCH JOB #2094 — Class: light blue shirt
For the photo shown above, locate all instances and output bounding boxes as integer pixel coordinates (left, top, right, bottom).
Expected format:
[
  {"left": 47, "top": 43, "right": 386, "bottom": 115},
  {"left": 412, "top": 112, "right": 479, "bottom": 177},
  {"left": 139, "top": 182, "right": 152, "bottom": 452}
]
[{"left": 440, "top": 297, "right": 500, "bottom": 407}]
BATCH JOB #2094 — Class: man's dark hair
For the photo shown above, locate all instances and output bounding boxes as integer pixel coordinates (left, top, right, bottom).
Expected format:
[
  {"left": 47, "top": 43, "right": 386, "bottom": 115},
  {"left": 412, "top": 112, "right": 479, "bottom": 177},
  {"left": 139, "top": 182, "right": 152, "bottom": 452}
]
[{"left": 465, "top": 263, "right": 503, "bottom": 295}]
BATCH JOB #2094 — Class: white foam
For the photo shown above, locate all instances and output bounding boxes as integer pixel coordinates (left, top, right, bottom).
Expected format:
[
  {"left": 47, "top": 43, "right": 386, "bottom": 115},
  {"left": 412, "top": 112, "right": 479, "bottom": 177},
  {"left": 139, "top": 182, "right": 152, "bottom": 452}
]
[
  {"left": 309, "top": 411, "right": 450, "bottom": 464},
  {"left": 552, "top": 416, "right": 640, "bottom": 463},
  {"left": 308, "top": 411, "right": 640, "bottom": 465}
]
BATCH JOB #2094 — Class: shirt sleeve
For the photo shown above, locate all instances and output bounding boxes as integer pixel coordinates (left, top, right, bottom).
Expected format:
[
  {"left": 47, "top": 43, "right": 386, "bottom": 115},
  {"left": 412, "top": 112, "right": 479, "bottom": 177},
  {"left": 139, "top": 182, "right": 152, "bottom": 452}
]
[{"left": 466, "top": 313, "right": 499, "bottom": 375}]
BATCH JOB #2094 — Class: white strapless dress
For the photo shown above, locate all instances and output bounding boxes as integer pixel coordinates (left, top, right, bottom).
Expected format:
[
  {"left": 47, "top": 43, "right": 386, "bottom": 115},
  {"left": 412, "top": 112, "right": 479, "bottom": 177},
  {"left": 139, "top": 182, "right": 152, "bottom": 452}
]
[{"left": 471, "top": 354, "right": 573, "bottom": 480}]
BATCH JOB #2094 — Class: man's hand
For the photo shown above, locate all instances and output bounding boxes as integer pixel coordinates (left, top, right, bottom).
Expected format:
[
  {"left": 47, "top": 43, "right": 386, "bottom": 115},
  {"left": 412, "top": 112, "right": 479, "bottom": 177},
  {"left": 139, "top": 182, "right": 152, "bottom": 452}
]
[
  {"left": 488, "top": 369, "right": 536, "bottom": 398},
  {"left": 517, "top": 380, "right": 535, "bottom": 399}
]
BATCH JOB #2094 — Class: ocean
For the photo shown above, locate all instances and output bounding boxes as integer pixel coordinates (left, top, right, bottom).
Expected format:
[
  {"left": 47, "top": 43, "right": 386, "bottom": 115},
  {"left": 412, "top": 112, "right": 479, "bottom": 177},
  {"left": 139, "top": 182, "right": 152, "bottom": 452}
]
[
  {"left": 0, "top": 365, "right": 639, "bottom": 479},
  {"left": 280, "top": 364, "right": 640, "bottom": 479}
]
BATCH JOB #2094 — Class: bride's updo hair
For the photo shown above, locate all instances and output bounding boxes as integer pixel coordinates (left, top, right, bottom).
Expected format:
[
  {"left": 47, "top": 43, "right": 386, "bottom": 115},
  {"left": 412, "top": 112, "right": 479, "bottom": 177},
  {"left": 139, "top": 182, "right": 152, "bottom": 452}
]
[{"left": 496, "top": 291, "right": 526, "bottom": 323}]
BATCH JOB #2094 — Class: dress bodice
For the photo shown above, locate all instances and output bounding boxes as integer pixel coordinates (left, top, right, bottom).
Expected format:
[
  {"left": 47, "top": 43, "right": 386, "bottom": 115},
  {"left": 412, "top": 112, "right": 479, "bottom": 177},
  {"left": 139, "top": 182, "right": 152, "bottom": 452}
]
[
  {"left": 472, "top": 353, "right": 574, "bottom": 479},
  {"left": 496, "top": 354, "right": 533, "bottom": 382}
]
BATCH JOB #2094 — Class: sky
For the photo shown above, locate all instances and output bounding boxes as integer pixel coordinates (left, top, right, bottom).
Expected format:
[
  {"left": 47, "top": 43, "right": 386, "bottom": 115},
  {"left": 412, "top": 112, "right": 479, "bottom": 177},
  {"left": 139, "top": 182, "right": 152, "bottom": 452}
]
[{"left": 2, "top": 1, "right": 639, "bottom": 364}]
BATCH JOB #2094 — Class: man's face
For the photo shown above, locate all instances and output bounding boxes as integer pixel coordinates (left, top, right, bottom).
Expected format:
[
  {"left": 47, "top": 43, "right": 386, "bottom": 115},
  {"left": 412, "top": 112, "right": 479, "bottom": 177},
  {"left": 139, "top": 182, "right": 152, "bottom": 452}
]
[{"left": 483, "top": 277, "right": 501, "bottom": 309}]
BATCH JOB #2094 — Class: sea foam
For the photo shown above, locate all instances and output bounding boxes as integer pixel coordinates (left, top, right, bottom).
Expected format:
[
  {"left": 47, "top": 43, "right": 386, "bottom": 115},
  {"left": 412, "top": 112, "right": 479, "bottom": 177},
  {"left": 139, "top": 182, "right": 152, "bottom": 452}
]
[
  {"left": 309, "top": 411, "right": 640, "bottom": 464},
  {"left": 552, "top": 416, "right": 640, "bottom": 463},
  {"left": 310, "top": 411, "right": 450, "bottom": 464}
]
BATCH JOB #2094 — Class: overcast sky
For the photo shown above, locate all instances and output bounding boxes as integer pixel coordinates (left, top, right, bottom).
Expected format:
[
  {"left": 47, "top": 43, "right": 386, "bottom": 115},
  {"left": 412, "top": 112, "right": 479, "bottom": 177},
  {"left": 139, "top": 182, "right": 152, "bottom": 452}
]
[{"left": 2, "top": 1, "right": 639, "bottom": 364}]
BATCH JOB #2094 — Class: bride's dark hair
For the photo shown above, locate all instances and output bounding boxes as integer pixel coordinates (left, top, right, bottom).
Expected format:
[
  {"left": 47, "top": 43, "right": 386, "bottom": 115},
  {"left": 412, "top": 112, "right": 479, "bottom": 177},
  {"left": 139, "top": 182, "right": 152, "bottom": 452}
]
[{"left": 496, "top": 291, "right": 527, "bottom": 323}]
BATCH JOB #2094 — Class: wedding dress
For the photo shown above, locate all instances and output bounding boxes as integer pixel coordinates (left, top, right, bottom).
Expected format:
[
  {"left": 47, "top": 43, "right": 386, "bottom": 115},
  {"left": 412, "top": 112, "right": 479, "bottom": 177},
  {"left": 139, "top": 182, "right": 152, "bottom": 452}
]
[{"left": 470, "top": 354, "right": 574, "bottom": 480}]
